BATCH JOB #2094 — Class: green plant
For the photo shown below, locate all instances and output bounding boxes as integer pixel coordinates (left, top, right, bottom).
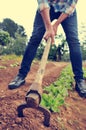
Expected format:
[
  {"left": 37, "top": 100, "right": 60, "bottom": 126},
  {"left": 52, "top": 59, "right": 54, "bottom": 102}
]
[
  {"left": 0, "top": 30, "right": 10, "bottom": 46},
  {"left": 10, "top": 62, "right": 19, "bottom": 67},
  {"left": 83, "top": 67, "right": 86, "bottom": 78},
  {"left": 12, "top": 34, "right": 26, "bottom": 55},
  {"left": 0, "top": 65, "right": 6, "bottom": 69},
  {"left": 1, "top": 34, "right": 27, "bottom": 55},
  {"left": 41, "top": 65, "right": 74, "bottom": 112}
]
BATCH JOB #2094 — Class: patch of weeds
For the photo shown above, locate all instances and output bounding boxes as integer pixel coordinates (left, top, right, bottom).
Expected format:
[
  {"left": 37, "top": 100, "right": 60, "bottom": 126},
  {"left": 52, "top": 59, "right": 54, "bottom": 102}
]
[
  {"left": 10, "top": 62, "right": 20, "bottom": 67},
  {"left": 0, "top": 54, "right": 22, "bottom": 61},
  {"left": 0, "top": 65, "right": 6, "bottom": 69}
]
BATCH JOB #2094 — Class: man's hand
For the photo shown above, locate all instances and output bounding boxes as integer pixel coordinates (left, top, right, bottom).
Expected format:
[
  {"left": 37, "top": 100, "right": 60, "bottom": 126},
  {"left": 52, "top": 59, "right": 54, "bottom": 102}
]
[
  {"left": 43, "top": 24, "right": 55, "bottom": 44},
  {"left": 43, "top": 19, "right": 59, "bottom": 44},
  {"left": 40, "top": 7, "right": 68, "bottom": 44}
]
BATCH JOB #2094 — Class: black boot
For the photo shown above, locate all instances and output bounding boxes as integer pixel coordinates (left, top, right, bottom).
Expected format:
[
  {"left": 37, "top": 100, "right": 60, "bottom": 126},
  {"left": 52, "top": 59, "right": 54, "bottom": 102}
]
[
  {"left": 8, "top": 74, "right": 25, "bottom": 90},
  {"left": 75, "top": 79, "right": 86, "bottom": 98}
]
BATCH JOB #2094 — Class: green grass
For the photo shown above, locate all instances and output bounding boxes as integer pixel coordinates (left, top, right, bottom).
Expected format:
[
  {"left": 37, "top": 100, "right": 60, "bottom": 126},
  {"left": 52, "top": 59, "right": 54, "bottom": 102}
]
[{"left": 0, "top": 54, "right": 22, "bottom": 61}]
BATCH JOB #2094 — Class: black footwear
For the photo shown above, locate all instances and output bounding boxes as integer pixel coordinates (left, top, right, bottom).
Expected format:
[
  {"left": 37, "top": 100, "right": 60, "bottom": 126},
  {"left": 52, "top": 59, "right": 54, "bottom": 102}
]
[
  {"left": 8, "top": 75, "right": 25, "bottom": 89},
  {"left": 75, "top": 79, "right": 86, "bottom": 98}
]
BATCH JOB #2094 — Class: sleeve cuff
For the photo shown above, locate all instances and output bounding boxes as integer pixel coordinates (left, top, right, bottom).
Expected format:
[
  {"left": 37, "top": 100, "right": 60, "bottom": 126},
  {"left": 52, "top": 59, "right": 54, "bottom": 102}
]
[
  {"left": 65, "top": 4, "right": 76, "bottom": 15},
  {"left": 38, "top": 3, "right": 50, "bottom": 11}
]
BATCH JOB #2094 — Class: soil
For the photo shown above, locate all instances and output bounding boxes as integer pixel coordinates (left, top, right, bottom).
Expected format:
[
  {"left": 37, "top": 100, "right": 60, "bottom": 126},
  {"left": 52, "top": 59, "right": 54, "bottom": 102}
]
[{"left": 0, "top": 58, "right": 86, "bottom": 130}]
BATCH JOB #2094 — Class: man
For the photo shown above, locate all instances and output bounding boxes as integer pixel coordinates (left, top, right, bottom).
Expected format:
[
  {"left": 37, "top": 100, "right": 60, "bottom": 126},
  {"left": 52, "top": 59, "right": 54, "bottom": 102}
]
[{"left": 8, "top": 0, "right": 86, "bottom": 98}]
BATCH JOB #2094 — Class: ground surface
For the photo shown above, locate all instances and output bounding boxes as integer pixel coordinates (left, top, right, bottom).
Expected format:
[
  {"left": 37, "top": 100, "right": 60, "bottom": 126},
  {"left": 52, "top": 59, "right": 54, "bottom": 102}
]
[{"left": 0, "top": 57, "right": 86, "bottom": 130}]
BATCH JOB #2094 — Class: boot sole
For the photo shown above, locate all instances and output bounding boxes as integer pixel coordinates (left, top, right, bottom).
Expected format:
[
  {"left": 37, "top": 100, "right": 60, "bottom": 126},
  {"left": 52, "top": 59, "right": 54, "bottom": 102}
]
[
  {"left": 75, "top": 86, "right": 86, "bottom": 98},
  {"left": 8, "top": 80, "right": 25, "bottom": 90}
]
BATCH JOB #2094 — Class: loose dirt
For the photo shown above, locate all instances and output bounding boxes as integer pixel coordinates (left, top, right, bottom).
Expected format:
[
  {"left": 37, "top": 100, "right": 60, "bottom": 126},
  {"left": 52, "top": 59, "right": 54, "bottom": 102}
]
[{"left": 0, "top": 59, "right": 86, "bottom": 130}]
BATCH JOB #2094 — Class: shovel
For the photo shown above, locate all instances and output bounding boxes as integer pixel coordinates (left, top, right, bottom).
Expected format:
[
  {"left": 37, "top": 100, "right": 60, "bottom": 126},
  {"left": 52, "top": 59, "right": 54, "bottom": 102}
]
[{"left": 25, "top": 38, "right": 51, "bottom": 107}]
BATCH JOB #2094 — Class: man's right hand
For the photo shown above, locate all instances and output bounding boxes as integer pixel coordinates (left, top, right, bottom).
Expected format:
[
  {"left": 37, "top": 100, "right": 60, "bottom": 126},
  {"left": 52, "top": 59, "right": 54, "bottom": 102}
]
[{"left": 43, "top": 25, "right": 55, "bottom": 44}]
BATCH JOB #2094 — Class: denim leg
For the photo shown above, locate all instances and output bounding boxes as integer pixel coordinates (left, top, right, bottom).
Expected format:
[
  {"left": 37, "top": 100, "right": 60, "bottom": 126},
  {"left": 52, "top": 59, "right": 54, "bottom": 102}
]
[
  {"left": 61, "top": 10, "right": 83, "bottom": 81},
  {"left": 19, "top": 10, "right": 45, "bottom": 77}
]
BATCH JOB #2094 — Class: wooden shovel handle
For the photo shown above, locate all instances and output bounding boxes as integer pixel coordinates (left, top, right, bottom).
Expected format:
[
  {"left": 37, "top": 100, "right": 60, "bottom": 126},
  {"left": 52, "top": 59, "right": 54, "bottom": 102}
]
[
  {"left": 25, "top": 38, "right": 51, "bottom": 107},
  {"left": 34, "top": 37, "right": 51, "bottom": 84}
]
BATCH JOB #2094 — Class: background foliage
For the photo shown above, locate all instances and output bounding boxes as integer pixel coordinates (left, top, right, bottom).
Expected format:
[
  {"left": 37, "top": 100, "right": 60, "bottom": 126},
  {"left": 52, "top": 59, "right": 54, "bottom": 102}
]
[{"left": 0, "top": 18, "right": 86, "bottom": 61}]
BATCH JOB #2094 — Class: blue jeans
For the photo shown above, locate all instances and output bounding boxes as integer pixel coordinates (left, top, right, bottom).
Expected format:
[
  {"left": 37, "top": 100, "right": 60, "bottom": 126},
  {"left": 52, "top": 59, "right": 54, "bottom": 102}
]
[{"left": 19, "top": 6, "right": 83, "bottom": 81}]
